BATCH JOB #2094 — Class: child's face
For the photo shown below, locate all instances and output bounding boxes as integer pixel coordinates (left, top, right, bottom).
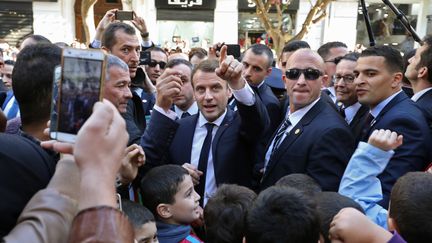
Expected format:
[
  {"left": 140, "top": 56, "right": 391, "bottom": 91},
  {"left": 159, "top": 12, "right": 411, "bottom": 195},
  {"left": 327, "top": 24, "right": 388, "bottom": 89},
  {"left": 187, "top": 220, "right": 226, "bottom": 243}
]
[
  {"left": 135, "top": 221, "right": 158, "bottom": 243},
  {"left": 169, "top": 174, "right": 201, "bottom": 224}
]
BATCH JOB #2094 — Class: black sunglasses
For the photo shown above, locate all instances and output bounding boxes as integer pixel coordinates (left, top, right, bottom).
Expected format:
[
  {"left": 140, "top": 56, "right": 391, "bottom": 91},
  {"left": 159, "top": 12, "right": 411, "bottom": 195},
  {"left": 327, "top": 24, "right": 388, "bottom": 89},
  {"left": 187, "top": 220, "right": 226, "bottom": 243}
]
[
  {"left": 324, "top": 56, "right": 343, "bottom": 65},
  {"left": 148, "top": 60, "right": 166, "bottom": 69},
  {"left": 285, "top": 68, "right": 322, "bottom": 80}
]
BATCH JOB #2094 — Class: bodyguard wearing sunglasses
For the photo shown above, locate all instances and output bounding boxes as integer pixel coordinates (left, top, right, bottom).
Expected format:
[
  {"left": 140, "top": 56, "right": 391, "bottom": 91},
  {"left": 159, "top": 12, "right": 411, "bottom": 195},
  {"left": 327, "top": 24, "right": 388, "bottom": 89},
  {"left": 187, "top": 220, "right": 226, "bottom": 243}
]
[
  {"left": 144, "top": 47, "right": 168, "bottom": 85},
  {"left": 260, "top": 49, "right": 355, "bottom": 192}
]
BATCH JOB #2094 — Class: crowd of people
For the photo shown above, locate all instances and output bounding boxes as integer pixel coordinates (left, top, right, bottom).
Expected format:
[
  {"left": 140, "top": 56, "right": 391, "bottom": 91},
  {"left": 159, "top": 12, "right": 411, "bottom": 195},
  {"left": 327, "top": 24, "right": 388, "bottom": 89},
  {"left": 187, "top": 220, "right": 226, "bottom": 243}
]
[{"left": 1, "top": 8, "right": 432, "bottom": 243}]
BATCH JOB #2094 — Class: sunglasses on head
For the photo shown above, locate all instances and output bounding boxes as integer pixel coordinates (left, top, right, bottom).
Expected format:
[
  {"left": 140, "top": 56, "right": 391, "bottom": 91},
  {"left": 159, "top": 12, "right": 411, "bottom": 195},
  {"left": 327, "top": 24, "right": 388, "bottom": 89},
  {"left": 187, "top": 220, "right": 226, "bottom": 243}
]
[
  {"left": 324, "top": 56, "right": 343, "bottom": 65},
  {"left": 285, "top": 68, "right": 322, "bottom": 80},
  {"left": 148, "top": 60, "right": 166, "bottom": 69}
]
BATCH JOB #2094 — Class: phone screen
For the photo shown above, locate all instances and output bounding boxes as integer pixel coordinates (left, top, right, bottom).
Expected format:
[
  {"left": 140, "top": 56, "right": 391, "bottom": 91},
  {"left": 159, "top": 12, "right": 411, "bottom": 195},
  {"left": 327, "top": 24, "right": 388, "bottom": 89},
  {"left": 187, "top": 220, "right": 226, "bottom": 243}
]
[
  {"left": 116, "top": 11, "right": 133, "bottom": 21},
  {"left": 49, "top": 65, "right": 61, "bottom": 140},
  {"left": 57, "top": 51, "right": 104, "bottom": 141}
]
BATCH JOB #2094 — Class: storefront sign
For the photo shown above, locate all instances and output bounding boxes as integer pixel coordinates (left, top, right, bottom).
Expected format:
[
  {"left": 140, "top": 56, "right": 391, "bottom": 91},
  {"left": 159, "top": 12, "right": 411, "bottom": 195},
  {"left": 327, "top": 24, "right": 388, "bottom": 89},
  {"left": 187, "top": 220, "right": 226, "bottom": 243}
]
[
  {"left": 156, "top": 0, "right": 216, "bottom": 10},
  {"left": 238, "top": 0, "right": 299, "bottom": 12}
]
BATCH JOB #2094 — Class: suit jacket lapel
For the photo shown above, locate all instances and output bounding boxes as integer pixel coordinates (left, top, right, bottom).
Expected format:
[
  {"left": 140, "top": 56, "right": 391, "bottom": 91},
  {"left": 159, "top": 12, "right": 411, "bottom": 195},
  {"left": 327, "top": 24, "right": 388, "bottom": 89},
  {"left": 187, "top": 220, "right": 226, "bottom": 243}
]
[
  {"left": 350, "top": 105, "right": 368, "bottom": 129},
  {"left": 371, "top": 92, "right": 408, "bottom": 130},
  {"left": 211, "top": 109, "right": 235, "bottom": 168},
  {"left": 265, "top": 99, "right": 325, "bottom": 175}
]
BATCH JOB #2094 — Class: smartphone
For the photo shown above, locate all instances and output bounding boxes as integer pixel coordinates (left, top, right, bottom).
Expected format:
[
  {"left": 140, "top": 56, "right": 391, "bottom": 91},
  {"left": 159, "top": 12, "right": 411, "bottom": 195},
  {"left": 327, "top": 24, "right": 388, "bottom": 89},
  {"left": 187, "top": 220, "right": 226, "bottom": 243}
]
[
  {"left": 115, "top": 10, "right": 133, "bottom": 21},
  {"left": 217, "top": 44, "right": 241, "bottom": 58},
  {"left": 56, "top": 48, "right": 105, "bottom": 143},
  {"left": 139, "top": 51, "right": 151, "bottom": 65},
  {"left": 49, "top": 65, "right": 61, "bottom": 140}
]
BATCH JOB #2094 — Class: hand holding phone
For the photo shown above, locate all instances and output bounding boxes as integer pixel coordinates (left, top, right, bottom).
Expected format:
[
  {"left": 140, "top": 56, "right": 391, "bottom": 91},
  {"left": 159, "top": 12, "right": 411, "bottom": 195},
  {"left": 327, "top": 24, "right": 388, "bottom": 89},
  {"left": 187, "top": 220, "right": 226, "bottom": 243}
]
[{"left": 115, "top": 10, "right": 134, "bottom": 21}]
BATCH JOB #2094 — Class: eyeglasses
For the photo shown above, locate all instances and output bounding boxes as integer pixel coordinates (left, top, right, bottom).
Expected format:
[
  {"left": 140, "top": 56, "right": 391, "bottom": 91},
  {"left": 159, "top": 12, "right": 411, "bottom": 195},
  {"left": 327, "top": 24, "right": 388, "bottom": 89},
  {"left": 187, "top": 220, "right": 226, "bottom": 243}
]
[
  {"left": 324, "top": 56, "right": 343, "bottom": 65},
  {"left": 148, "top": 60, "right": 166, "bottom": 69},
  {"left": 285, "top": 68, "right": 322, "bottom": 80},
  {"left": 335, "top": 74, "right": 356, "bottom": 84}
]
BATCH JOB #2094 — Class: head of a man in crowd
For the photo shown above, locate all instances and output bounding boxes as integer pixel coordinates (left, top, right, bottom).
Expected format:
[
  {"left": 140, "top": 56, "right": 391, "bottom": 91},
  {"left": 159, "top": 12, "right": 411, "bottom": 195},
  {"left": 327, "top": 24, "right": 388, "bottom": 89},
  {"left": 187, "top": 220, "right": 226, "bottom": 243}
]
[
  {"left": 241, "top": 44, "right": 273, "bottom": 87},
  {"left": 19, "top": 34, "right": 51, "bottom": 50},
  {"left": 354, "top": 45, "right": 403, "bottom": 109},
  {"left": 104, "top": 54, "right": 132, "bottom": 114},
  {"left": 279, "top": 40, "right": 310, "bottom": 73},
  {"left": 144, "top": 47, "right": 168, "bottom": 85},
  {"left": 405, "top": 35, "right": 432, "bottom": 85},
  {"left": 102, "top": 22, "right": 140, "bottom": 79},
  {"left": 284, "top": 49, "right": 327, "bottom": 113},
  {"left": 1, "top": 60, "right": 15, "bottom": 89},
  {"left": 12, "top": 44, "right": 61, "bottom": 139},
  {"left": 188, "top": 47, "right": 208, "bottom": 67},
  {"left": 245, "top": 186, "right": 321, "bottom": 243},
  {"left": 317, "top": 41, "right": 348, "bottom": 87},
  {"left": 166, "top": 59, "right": 194, "bottom": 112},
  {"left": 191, "top": 59, "right": 231, "bottom": 122},
  {"left": 0, "top": 48, "right": 4, "bottom": 70},
  {"left": 334, "top": 52, "right": 360, "bottom": 107}
]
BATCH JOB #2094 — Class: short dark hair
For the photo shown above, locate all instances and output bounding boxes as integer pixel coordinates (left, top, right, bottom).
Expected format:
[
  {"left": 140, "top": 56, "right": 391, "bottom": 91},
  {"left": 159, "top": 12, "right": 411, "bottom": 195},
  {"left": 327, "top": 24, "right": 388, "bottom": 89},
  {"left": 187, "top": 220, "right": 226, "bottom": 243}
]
[
  {"left": 191, "top": 58, "right": 220, "bottom": 85},
  {"left": 314, "top": 192, "right": 365, "bottom": 243},
  {"left": 275, "top": 173, "right": 322, "bottom": 196},
  {"left": 340, "top": 52, "right": 360, "bottom": 63},
  {"left": 189, "top": 47, "right": 208, "bottom": 61},
  {"left": 317, "top": 41, "right": 348, "bottom": 59},
  {"left": 19, "top": 34, "right": 51, "bottom": 48},
  {"left": 389, "top": 172, "right": 432, "bottom": 243},
  {"left": 204, "top": 184, "right": 257, "bottom": 243},
  {"left": 282, "top": 40, "right": 311, "bottom": 53},
  {"left": 245, "top": 186, "right": 320, "bottom": 243},
  {"left": 121, "top": 199, "right": 155, "bottom": 228},
  {"left": 360, "top": 45, "right": 403, "bottom": 73},
  {"left": 144, "top": 46, "right": 168, "bottom": 58},
  {"left": 245, "top": 44, "right": 274, "bottom": 68},
  {"left": 166, "top": 58, "right": 193, "bottom": 70},
  {"left": 417, "top": 35, "right": 432, "bottom": 84},
  {"left": 102, "top": 22, "right": 136, "bottom": 51},
  {"left": 12, "top": 44, "right": 61, "bottom": 126},
  {"left": 140, "top": 165, "right": 189, "bottom": 217}
]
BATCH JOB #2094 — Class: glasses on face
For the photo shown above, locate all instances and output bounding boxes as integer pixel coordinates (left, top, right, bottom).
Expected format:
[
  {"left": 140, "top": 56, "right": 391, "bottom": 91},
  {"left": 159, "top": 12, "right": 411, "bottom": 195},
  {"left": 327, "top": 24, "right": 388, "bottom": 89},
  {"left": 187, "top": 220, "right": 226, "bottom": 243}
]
[
  {"left": 285, "top": 68, "right": 322, "bottom": 80},
  {"left": 148, "top": 60, "right": 166, "bottom": 69},
  {"left": 335, "top": 74, "right": 356, "bottom": 84},
  {"left": 324, "top": 56, "right": 343, "bottom": 65}
]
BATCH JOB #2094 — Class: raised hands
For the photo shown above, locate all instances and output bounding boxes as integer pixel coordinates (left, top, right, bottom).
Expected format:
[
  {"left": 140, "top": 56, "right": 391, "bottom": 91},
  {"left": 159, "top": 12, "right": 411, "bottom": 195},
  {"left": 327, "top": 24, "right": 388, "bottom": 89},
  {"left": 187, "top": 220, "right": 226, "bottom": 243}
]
[
  {"left": 95, "top": 9, "right": 117, "bottom": 42},
  {"left": 368, "top": 129, "right": 403, "bottom": 152},
  {"left": 118, "top": 144, "right": 145, "bottom": 184},
  {"left": 215, "top": 45, "right": 245, "bottom": 90},
  {"left": 131, "top": 12, "right": 149, "bottom": 38},
  {"left": 155, "top": 68, "right": 183, "bottom": 111}
]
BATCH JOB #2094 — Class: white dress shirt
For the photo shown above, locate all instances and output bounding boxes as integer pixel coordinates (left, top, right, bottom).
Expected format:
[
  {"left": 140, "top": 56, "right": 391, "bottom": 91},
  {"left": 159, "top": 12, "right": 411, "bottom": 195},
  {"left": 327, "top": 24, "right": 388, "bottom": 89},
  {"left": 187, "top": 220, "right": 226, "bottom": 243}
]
[
  {"left": 344, "top": 102, "right": 362, "bottom": 124},
  {"left": 174, "top": 101, "right": 198, "bottom": 118},
  {"left": 411, "top": 87, "right": 432, "bottom": 102}
]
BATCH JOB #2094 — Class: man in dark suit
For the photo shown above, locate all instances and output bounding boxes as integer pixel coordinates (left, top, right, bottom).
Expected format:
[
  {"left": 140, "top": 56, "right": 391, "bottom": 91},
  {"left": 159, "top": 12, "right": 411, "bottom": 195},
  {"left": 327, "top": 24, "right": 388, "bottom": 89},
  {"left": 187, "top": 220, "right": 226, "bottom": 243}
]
[
  {"left": 141, "top": 46, "right": 269, "bottom": 205},
  {"left": 334, "top": 53, "right": 369, "bottom": 144},
  {"left": 405, "top": 35, "right": 432, "bottom": 127},
  {"left": 354, "top": 45, "right": 431, "bottom": 208},
  {"left": 260, "top": 49, "right": 355, "bottom": 192}
]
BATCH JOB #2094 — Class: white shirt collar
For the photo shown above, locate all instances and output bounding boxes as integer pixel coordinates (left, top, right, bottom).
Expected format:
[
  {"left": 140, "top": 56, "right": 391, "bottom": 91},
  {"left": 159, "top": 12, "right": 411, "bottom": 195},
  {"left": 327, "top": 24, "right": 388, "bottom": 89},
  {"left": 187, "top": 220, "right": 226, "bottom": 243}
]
[
  {"left": 198, "top": 109, "right": 227, "bottom": 128},
  {"left": 286, "top": 97, "right": 321, "bottom": 127},
  {"left": 370, "top": 90, "right": 402, "bottom": 118},
  {"left": 411, "top": 87, "right": 432, "bottom": 102},
  {"left": 344, "top": 102, "right": 362, "bottom": 124},
  {"left": 174, "top": 101, "right": 199, "bottom": 117}
]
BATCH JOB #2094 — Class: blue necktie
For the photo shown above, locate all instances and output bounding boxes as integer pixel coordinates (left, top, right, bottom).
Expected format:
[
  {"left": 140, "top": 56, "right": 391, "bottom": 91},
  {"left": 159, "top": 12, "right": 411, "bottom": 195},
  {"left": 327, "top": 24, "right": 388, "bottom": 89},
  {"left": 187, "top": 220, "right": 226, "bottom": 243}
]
[
  {"left": 271, "top": 118, "right": 291, "bottom": 154},
  {"left": 181, "top": 112, "right": 190, "bottom": 119},
  {"left": 196, "top": 123, "right": 214, "bottom": 206}
]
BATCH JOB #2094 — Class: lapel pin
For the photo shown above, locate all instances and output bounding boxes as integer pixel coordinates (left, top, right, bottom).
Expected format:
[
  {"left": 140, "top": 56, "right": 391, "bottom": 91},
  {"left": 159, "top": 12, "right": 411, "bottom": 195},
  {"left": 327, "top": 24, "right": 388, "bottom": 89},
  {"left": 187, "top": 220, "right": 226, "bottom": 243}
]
[{"left": 295, "top": 128, "right": 300, "bottom": 135}]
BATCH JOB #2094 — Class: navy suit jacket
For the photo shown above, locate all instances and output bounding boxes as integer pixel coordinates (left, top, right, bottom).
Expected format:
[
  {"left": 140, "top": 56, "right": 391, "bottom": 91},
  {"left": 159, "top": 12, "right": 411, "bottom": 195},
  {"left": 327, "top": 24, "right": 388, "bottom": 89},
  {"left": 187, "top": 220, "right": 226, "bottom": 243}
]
[
  {"left": 254, "top": 83, "right": 282, "bottom": 133},
  {"left": 141, "top": 98, "right": 270, "bottom": 188},
  {"left": 415, "top": 89, "right": 432, "bottom": 129},
  {"left": 349, "top": 104, "right": 369, "bottom": 145},
  {"left": 261, "top": 98, "right": 355, "bottom": 191},
  {"left": 362, "top": 91, "right": 432, "bottom": 208}
]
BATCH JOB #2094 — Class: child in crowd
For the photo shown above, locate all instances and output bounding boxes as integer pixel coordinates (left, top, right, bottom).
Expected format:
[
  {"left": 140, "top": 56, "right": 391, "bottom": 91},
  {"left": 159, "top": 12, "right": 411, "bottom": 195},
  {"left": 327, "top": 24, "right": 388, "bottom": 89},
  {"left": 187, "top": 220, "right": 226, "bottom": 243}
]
[
  {"left": 140, "top": 165, "right": 202, "bottom": 243},
  {"left": 121, "top": 199, "right": 159, "bottom": 243},
  {"left": 275, "top": 173, "right": 322, "bottom": 196},
  {"left": 203, "top": 184, "right": 256, "bottom": 243},
  {"left": 245, "top": 186, "right": 321, "bottom": 243},
  {"left": 338, "top": 129, "right": 432, "bottom": 242}
]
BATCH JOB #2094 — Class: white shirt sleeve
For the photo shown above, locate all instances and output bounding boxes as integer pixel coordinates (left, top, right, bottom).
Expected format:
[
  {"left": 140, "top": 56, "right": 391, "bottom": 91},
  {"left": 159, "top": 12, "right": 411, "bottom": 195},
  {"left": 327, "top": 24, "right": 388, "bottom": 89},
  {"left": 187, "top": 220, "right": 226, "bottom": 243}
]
[
  {"left": 230, "top": 80, "right": 256, "bottom": 106},
  {"left": 153, "top": 105, "right": 178, "bottom": 120}
]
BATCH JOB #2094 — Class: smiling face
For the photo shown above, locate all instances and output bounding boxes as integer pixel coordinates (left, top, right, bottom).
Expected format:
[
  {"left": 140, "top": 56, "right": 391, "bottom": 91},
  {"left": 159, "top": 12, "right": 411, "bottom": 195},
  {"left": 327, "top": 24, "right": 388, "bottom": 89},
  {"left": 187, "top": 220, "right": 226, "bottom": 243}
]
[
  {"left": 284, "top": 50, "right": 327, "bottom": 112},
  {"left": 168, "top": 174, "right": 201, "bottom": 224},
  {"left": 108, "top": 30, "right": 140, "bottom": 78},
  {"left": 193, "top": 70, "right": 231, "bottom": 122},
  {"left": 354, "top": 56, "right": 401, "bottom": 109},
  {"left": 335, "top": 59, "right": 358, "bottom": 107},
  {"left": 103, "top": 65, "right": 132, "bottom": 113}
]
